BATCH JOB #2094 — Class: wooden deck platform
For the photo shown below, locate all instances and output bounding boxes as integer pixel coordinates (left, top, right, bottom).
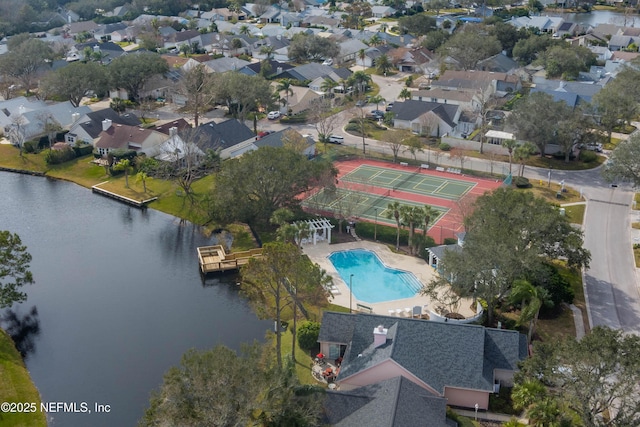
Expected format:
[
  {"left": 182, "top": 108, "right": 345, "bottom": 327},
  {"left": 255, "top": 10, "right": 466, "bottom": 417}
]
[{"left": 197, "top": 245, "right": 263, "bottom": 273}]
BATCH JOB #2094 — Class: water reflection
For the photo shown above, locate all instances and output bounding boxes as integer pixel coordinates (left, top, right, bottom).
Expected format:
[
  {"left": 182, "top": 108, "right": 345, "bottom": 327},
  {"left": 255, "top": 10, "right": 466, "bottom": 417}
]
[{"left": 1, "top": 306, "right": 40, "bottom": 360}]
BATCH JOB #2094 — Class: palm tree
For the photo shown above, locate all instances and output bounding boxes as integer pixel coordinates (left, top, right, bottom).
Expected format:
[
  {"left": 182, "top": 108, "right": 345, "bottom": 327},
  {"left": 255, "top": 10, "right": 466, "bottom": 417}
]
[
  {"left": 400, "top": 205, "right": 424, "bottom": 255},
  {"left": 421, "top": 205, "right": 439, "bottom": 237},
  {"left": 385, "top": 201, "right": 402, "bottom": 251},
  {"left": 502, "top": 139, "right": 518, "bottom": 176},
  {"left": 358, "top": 48, "right": 366, "bottom": 68},
  {"left": 369, "top": 95, "right": 384, "bottom": 110},
  {"left": 375, "top": 54, "right": 392, "bottom": 76},
  {"left": 348, "top": 71, "right": 371, "bottom": 95},
  {"left": 320, "top": 78, "right": 338, "bottom": 95},
  {"left": 512, "top": 379, "right": 547, "bottom": 413},
  {"left": 399, "top": 88, "right": 412, "bottom": 100},
  {"left": 368, "top": 34, "right": 382, "bottom": 46},
  {"left": 260, "top": 44, "right": 275, "bottom": 60},
  {"left": 515, "top": 142, "right": 535, "bottom": 177},
  {"left": 509, "top": 280, "right": 552, "bottom": 344},
  {"left": 277, "top": 79, "right": 294, "bottom": 109},
  {"left": 114, "top": 159, "right": 132, "bottom": 188},
  {"left": 135, "top": 171, "right": 150, "bottom": 193},
  {"left": 239, "top": 25, "right": 251, "bottom": 36}
]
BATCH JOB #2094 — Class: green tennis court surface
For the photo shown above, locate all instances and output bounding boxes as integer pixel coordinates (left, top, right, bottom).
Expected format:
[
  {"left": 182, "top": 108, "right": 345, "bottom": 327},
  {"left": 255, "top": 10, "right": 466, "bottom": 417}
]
[
  {"left": 303, "top": 187, "right": 448, "bottom": 225},
  {"left": 340, "top": 165, "right": 475, "bottom": 201}
]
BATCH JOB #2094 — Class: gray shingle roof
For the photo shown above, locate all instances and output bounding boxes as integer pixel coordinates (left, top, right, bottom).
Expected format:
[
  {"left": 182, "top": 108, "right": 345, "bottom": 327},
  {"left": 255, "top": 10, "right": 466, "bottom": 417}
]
[
  {"left": 79, "top": 108, "right": 141, "bottom": 138},
  {"left": 391, "top": 100, "right": 458, "bottom": 128},
  {"left": 428, "top": 243, "right": 461, "bottom": 261},
  {"left": 324, "top": 376, "right": 451, "bottom": 427},
  {"left": 194, "top": 119, "right": 254, "bottom": 150},
  {"left": 321, "top": 312, "right": 527, "bottom": 394}
]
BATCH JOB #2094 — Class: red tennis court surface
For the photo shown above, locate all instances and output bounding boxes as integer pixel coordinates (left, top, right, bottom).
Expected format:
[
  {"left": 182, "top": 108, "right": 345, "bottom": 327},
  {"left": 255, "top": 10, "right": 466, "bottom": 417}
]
[{"left": 306, "top": 159, "right": 503, "bottom": 243}]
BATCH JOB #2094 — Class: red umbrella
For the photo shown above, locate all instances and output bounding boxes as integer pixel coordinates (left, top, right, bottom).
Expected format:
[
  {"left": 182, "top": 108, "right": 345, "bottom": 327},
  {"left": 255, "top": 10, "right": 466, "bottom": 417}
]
[{"left": 316, "top": 353, "right": 325, "bottom": 359}]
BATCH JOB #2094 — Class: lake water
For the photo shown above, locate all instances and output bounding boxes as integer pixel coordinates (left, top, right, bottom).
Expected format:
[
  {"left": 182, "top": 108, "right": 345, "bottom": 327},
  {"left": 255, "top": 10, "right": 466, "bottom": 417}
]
[
  {"left": 0, "top": 172, "right": 270, "bottom": 426},
  {"left": 552, "top": 10, "right": 639, "bottom": 27}
]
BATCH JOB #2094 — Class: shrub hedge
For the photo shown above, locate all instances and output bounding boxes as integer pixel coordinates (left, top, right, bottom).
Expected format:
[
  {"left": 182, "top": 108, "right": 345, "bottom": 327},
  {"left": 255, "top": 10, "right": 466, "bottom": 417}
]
[
  {"left": 439, "top": 143, "right": 451, "bottom": 151},
  {"left": 44, "top": 148, "right": 76, "bottom": 165},
  {"left": 354, "top": 221, "right": 409, "bottom": 246}
]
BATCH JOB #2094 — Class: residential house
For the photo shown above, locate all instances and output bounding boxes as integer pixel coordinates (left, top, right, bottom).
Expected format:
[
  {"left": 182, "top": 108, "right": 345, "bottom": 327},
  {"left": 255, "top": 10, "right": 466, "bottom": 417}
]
[
  {"left": 609, "top": 34, "right": 638, "bottom": 51},
  {"left": 260, "top": 6, "right": 283, "bottom": 23},
  {"left": 1, "top": 99, "right": 91, "bottom": 146},
  {"left": 220, "top": 127, "right": 314, "bottom": 159},
  {"left": 371, "top": 6, "right": 396, "bottom": 18},
  {"left": 65, "top": 108, "right": 141, "bottom": 146},
  {"left": 389, "top": 100, "right": 460, "bottom": 137},
  {"left": 201, "top": 57, "right": 251, "bottom": 73},
  {"left": 431, "top": 70, "right": 521, "bottom": 98},
  {"left": 62, "top": 20, "right": 100, "bottom": 38},
  {"left": 587, "top": 46, "right": 613, "bottom": 62},
  {"left": 148, "top": 128, "right": 205, "bottom": 166},
  {"left": 274, "top": 63, "right": 352, "bottom": 84},
  {"left": 335, "top": 39, "right": 369, "bottom": 64},
  {"left": 610, "top": 50, "right": 640, "bottom": 62},
  {"left": 153, "top": 119, "right": 191, "bottom": 135},
  {"left": 94, "top": 22, "right": 129, "bottom": 42},
  {"left": 163, "top": 29, "right": 201, "bottom": 51},
  {"left": 193, "top": 119, "right": 255, "bottom": 154},
  {"left": 323, "top": 376, "right": 455, "bottom": 427},
  {"left": 94, "top": 122, "right": 167, "bottom": 156},
  {"left": 278, "top": 85, "right": 323, "bottom": 115},
  {"left": 318, "top": 312, "right": 528, "bottom": 410},
  {"left": 531, "top": 80, "right": 603, "bottom": 108},
  {"left": 507, "top": 15, "right": 564, "bottom": 34},
  {"left": 554, "top": 21, "right": 580, "bottom": 38},
  {"left": 389, "top": 47, "right": 437, "bottom": 75},
  {"left": 203, "top": 8, "right": 246, "bottom": 21},
  {"left": 476, "top": 53, "right": 519, "bottom": 74},
  {"left": 427, "top": 233, "right": 465, "bottom": 271},
  {"left": 360, "top": 46, "right": 392, "bottom": 68},
  {"left": 67, "top": 41, "right": 126, "bottom": 63},
  {"left": 411, "top": 88, "right": 478, "bottom": 112},
  {"left": 239, "top": 60, "right": 294, "bottom": 77}
]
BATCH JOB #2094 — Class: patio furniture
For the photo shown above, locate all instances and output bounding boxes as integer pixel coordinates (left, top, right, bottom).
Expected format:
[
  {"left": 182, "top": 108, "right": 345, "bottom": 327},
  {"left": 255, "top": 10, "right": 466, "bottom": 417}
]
[{"left": 388, "top": 309, "right": 396, "bottom": 316}]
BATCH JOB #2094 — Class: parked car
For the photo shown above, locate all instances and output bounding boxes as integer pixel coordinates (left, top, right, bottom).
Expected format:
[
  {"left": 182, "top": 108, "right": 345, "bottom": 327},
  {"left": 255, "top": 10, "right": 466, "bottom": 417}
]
[
  {"left": 585, "top": 143, "right": 603, "bottom": 152},
  {"left": 385, "top": 102, "right": 394, "bottom": 111},
  {"left": 328, "top": 135, "right": 344, "bottom": 144},
  {"left": 257, "top": 130, "right": 274, "bottom": 139},
  {"left": 370, "top": 110, "right": 384, "bottom": 119},
  {"left": 267, "top": 111, "right": 281, "bottom": 120},
  {"left": 322, "top": 58, "right": 333, "bottom": 66},
  {"left": 355, "top": 100, "right": 366, "bottom": 107}
]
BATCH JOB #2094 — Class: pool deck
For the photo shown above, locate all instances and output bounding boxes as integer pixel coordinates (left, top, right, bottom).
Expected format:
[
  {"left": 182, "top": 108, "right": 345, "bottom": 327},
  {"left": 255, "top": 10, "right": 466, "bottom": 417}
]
[{"left": 303, "top": 240, "right": 475, "bottom": 318}]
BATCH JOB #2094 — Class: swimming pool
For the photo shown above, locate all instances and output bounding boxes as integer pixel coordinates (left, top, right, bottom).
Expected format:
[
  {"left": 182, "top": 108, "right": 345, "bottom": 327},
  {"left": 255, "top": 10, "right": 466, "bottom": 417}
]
[{"left": 328, "top": 249, "right": 422, "bottom": 303}]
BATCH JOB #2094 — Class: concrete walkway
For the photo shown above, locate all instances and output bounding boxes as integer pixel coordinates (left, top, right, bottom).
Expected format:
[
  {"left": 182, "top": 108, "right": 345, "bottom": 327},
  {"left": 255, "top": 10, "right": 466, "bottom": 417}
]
[{"left": 452, "top": 408, "right": 527, "bottom": 424}]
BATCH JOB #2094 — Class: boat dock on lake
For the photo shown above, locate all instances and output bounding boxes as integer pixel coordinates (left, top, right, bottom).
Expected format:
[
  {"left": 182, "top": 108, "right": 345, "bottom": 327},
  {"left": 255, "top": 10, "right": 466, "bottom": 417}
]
[{"left": 197, "top": 245, "right": 263, "bottom": 273}]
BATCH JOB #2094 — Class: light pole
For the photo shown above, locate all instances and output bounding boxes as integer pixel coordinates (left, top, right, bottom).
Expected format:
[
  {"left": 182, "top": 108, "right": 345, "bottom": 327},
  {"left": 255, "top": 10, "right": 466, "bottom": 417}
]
[
  {"left": 374, "top": 208, "right": 378, "bottom": 241},
  {"left": 474, "top": 403, "right": 479, "bottom": 420},
  {"left": 349, "top": 274, "right": 354, "bottom": 313}
]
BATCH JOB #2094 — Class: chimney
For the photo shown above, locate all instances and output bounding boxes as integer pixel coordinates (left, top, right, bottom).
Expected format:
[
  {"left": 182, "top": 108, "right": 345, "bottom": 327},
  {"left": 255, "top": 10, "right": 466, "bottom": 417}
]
[
  {"left": 102, "top": 119, "right": 112, "bottom": 131},
  {"left": 373, "top": 325, "right": 388, "bottom": 348},
  {"left": 169, "top": 126, "right": 178, "bottom": 137},
  {"left": 276, "top": 66, "right": 283, "bottom": 74}
]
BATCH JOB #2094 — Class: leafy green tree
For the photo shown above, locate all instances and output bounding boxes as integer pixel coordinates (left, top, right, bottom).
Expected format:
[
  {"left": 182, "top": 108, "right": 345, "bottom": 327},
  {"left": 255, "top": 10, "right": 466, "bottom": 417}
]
[
  {"left": 399, "top": 87, "right": 411, "bottom": 100},
  {"left": 488, "top": 21, "right": 525, "bottom": 56},
  {"left": 437, "top": 24, "right": 501, "bottom": 70},
  {"left": 537, "top": 45, "right": 596, "bottom": 80},
  {"left": 385, "top": 201, "right": 402, "bottom": 250},
  {"left": 592, "top": 65, "right": 640, "bottom": 143},
  {"left": 508, "top": 92, "right": 563, "bottom": 157},
  {"left": 423, "top": 0, "right": 449, "bottom": 16},
  {"left": 424, "top": 188, "right": 590, "bottom": 325},
  {"left": 211, "top": 72, "right": 273, "bottom": 124},
  {"left": 108, "top": 52, "right": 169, "bottom": 102},
  {"left": 231, "top": 37, "right": 243, "bottom": 56},
  {"left": 210, "top": 147, "right": 336, "bottom": 225},
  {"left": 0, "top": 38, "right": 54, "bottom": 95},
  {"left": 297, "top": 321, "right": 321, "bottom": 350},
  {"left": 512, "top": 379, "right": 547, "bottom": 412},
  {"left": 288, "top": 33, "right": 340, "bottom": 63},
  {"left": 518, "top": 327, "right": 640, "bottom": 427},
  {"left": 422, "top": 29, "right": 449, "bottom": 51},
  {"left": 41, "top": 61, "right": 108, "bottom": 107},
  {"left": 139, "top": 343, "right": 324, "bottom": 427},
  {"left": 398, "top": 14, "right": 437, "bottom": 36},
  {"left": 0, "top": 231, "right": 34, "bottom": 308},
  {"left": 512, "top": 35, "right": 553, "bottom": 65},
  {"left": 603, "top": 133, "right": 640, "bottom": 186}
]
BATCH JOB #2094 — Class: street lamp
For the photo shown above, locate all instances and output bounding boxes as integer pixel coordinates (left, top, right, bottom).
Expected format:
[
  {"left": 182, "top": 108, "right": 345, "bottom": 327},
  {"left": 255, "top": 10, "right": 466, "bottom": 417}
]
[
  {"left": 474, "top": 403, "right": 479, "bottom": 420},
  {"left": 374, "top": 208, "right": 378, "bottom": 241},
  {"left": 349, "top": 274, "right": 354, "bottom": 313}
]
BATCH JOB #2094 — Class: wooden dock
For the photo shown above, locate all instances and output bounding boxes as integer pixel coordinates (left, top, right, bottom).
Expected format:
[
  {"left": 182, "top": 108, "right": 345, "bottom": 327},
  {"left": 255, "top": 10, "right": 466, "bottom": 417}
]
[{"left": 197, "top": 245, "right": 263, "bottom": 273}]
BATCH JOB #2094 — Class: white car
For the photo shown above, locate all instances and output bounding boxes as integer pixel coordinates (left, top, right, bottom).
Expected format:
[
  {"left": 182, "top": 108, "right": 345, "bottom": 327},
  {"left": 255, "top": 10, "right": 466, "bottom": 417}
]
[
  {"left": 328, "top": 135, "right": 344, "bottom": 144},
  {"left": 267, "top": 111, "right": 281, "bottom": 120}
]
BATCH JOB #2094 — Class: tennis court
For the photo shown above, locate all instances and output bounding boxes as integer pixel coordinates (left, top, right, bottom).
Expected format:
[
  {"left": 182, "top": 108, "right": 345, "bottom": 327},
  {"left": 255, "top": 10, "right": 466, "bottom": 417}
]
[
  {"left": 340, "top": 164, "right": 476, "bottom": 200},
  {"left": 302, "top": 159, "right": 503, "bottom": 242}
]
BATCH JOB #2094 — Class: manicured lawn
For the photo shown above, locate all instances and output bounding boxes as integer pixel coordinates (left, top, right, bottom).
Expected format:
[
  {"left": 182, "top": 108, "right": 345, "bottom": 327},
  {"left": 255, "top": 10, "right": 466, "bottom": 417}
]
[
  {"left": 520, "top": 180, "right": 583, "bottom": 204},
  {"left": 525, "top": 154, "right": 605, "bottom": 171},
  {"left": 564, "top": 204, "right": 586, "bottom": 225},
  {"left": 632, "top": 222, "right": 640, "bottom": 230},
  {"left": 46, "top": 155, "right": 110, "bottom": 187},
  {"left": 634, "top": 245, "right": 640, "bottom": 268},
  {"left": 0, "top": 146, "right": 48, "bottom": 172},
  {"left": 279, "top": 330, "right": 316, "bottom": 386},
  {"left": 634, "top": 193, "right": 640, "bottom": 210},
  {"left": 536, "top": 263, "right": 587, "bottom": 340},
  {"left": 0, "top": 328, "right": 47, "bottom": 427}
]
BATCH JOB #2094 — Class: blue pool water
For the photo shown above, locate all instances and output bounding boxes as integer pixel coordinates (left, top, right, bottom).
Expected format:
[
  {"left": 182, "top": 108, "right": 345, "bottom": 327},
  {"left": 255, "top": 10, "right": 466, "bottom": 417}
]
[{"left": 328, "top": 249, "right": 422, "bottom": 303}]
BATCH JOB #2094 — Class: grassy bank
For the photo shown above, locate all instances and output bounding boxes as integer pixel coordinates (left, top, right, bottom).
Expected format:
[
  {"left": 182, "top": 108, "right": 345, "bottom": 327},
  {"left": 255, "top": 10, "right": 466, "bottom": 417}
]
[{"left": 0, "top": 328, "right": 47, "bottom": 427}]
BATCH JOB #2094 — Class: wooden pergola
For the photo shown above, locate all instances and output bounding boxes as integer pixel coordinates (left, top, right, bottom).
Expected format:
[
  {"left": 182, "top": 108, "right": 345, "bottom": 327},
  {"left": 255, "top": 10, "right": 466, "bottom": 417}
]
[{"left": 295, "top": 218, "right": 334, "bottom": 246}]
